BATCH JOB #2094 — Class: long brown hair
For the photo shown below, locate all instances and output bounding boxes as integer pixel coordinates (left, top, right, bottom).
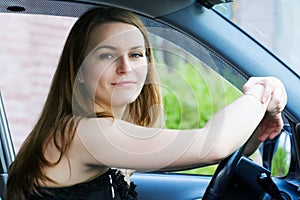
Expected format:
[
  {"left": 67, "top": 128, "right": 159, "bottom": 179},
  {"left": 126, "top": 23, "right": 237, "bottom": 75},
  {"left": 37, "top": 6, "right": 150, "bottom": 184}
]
[{"left": 6, "top": 7, "right": 163, "bottom": 199}]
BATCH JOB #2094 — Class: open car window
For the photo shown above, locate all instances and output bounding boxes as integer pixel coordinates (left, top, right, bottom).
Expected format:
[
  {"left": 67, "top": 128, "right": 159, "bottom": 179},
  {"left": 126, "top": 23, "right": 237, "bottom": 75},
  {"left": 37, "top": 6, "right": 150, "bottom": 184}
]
[
  {"left": 0, "top": 8, "right": 292, "bottom": 178},
  {"left": 0, "top": 11, "right": 243, "bottom": 174}
]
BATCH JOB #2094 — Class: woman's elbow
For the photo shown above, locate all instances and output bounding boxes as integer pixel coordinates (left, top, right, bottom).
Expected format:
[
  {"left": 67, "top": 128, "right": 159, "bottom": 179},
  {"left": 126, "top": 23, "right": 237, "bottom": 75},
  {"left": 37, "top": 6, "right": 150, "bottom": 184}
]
[{"left": 204, "top": 143, "right": 238, "bottom": 163}]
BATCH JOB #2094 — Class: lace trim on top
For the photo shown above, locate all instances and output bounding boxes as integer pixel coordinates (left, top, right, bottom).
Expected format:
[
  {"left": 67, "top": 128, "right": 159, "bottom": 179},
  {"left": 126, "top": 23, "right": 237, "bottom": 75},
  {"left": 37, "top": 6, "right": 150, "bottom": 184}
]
[{"left": 30, "top": 169, "right": 137, "bottom": 200}]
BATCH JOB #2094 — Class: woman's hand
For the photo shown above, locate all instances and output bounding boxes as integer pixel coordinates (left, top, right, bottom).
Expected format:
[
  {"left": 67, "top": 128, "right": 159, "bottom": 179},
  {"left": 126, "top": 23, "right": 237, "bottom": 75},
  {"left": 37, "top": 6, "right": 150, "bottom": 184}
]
[{"left": 242, "top": 77, "right": 287, "bottom": 141}]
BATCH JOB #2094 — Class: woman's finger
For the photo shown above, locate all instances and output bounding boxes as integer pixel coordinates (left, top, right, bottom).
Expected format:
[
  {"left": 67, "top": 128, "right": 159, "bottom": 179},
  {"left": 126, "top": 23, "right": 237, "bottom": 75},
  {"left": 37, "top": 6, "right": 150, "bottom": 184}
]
[
  {"left": 261, "top": 83, "right": 273, "bottom": 103},
  {"left": 243, "top": 76, "right": 287, "bottom": 115},
  {"left": 266, "top": 79, "right": 287, "bottom": 113},
  {"left": 242, "top": 77, "right": 262, "bottom": 93}
]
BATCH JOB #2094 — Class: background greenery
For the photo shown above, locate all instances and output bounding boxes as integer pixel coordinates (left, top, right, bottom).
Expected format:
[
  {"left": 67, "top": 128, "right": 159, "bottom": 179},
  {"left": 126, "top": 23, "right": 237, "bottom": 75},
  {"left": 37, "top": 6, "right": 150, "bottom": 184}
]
[
  {"left": 153, "top": 42, "right": 290, "bottom": 176},
  {"left": 155, "top": 53, "right": 241, "bottom": 175}
]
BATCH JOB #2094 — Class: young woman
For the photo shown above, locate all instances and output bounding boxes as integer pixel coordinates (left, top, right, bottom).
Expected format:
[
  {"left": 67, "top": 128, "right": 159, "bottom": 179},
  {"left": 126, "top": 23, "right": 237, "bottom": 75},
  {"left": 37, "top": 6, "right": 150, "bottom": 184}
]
[{"left": 6, "top": 7, "right": 287, "bottom": 200}]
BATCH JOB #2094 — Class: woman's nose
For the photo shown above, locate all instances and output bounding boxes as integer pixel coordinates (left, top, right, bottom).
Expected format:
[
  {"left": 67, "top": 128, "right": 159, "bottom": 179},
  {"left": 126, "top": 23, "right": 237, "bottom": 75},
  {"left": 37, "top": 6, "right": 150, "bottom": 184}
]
[{"left": 116, "top": 55, "right": 132, "bottom": 75}]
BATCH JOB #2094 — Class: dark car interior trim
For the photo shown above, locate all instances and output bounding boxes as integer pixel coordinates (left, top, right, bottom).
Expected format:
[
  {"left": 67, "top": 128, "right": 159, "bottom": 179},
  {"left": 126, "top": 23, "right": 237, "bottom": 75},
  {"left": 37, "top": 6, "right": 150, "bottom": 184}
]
[
  {"left": 0, "top": 93, "right": 14, "bottom": 173},
  {"left": 0, "top": 0, "right": 194, "bottom": 18},
  {"left": 0, "top": 93, "right": 13, "bottom": 199},
  {"left": 197, "top": 0, "right": 234, "bottom": 9}
]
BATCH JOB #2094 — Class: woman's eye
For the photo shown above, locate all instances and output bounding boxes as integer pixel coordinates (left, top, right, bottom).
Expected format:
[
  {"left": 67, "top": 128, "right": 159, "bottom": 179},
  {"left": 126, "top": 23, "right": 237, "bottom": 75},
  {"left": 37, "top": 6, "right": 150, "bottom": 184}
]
[
  {"left": 99, "top": 53, "right": 114, "bottom": 60},
  {"left": 130, "top": 52, "right": 144, "bottom": 58}
]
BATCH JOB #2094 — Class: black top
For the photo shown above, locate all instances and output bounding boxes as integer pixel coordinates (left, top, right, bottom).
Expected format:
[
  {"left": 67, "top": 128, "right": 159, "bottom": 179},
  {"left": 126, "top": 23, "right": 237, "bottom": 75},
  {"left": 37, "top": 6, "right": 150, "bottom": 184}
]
[{"left": 28, "top": 169, "right": 138, "bottom": 200}]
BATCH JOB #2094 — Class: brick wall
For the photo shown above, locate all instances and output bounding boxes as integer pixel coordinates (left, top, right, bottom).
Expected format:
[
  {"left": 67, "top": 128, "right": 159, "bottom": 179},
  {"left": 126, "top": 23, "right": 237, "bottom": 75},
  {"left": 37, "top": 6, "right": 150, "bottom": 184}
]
[{"left": 0, "top": 13, "right": 76, "bottom": 151}]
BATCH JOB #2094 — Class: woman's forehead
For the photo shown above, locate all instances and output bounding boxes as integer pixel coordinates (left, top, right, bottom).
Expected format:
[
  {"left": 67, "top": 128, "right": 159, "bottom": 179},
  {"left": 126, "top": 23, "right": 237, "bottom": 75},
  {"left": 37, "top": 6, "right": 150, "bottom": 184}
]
[{"left": 87, "top": 22, "right": 145, "bottom": 52}]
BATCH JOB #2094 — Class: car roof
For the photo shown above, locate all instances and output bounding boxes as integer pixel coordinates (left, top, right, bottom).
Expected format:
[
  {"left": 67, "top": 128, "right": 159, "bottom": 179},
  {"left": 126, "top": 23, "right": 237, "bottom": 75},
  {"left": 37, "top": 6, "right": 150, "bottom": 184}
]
[{"left": 0, "top": 0, "right": 195, "bottom": 17}]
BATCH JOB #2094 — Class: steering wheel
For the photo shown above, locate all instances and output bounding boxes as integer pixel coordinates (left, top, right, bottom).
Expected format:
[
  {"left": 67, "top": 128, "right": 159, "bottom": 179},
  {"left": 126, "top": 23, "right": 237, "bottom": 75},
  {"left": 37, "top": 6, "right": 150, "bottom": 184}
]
[{"left": 202, "top": 144, "right": 246, "bottom": 200}]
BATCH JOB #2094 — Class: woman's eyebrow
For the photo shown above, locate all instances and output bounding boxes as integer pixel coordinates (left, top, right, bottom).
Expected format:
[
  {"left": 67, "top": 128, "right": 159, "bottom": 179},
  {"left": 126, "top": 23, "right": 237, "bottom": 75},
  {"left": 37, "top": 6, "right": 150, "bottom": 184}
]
[
  {"left": 92, "top": 45, "right": 145, "bottom": 53},
  {"left": 130, "top": 45, "right": 145, "bottom": 50},
  {"left": 93, "top": 45, "right": 116, "bottom": 51}
]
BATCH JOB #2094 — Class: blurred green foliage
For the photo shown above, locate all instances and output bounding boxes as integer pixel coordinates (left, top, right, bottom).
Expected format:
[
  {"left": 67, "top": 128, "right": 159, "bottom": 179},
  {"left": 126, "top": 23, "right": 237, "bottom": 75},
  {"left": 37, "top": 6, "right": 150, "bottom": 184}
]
[
  {"left": 154, "top": 47, "right": 290, "bottom": 176},
  {"left": 157, "top": 57, "right": 241, "bottom": 175},
  {"left": 271, "top": 147, "right": 289, "bottom": 177}
]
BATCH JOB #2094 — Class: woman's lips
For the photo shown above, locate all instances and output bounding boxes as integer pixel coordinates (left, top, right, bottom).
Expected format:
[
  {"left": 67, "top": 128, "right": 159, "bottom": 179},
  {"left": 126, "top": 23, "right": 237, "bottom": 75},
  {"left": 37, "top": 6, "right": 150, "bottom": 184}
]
[{"left": 111, "top": 81, "right": 137, "bottom": 87}]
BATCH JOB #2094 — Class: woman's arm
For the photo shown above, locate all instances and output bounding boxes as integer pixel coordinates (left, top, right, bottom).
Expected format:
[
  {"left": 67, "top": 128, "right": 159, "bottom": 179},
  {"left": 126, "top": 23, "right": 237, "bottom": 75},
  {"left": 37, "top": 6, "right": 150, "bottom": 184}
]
[{"left": 75, "top": 84, "right": 271, "bottom": 171}]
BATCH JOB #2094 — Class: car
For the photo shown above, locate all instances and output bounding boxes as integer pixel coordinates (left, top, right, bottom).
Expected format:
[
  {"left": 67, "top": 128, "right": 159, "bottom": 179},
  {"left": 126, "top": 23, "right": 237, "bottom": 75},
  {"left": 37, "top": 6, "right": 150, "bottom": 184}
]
[{"left": 0, "top": 0, "right": 299, "bottom": 199}]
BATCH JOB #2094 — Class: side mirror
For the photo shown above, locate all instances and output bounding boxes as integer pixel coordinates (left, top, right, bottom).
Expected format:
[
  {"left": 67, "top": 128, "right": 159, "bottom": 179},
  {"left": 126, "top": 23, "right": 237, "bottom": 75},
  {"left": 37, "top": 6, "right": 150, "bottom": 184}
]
[
  {"left": 270, "top": 127, "right": 291, "bottom": 177},
  {"left": 260, "top": 123, "right": 292, "bottom": 177}
]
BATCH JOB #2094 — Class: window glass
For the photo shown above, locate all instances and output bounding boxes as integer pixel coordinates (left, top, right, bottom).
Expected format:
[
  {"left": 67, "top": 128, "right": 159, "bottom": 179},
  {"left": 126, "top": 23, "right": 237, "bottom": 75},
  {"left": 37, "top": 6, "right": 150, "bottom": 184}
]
[{"left": 214, "top": 0, "right": 300, "bottom": 75}]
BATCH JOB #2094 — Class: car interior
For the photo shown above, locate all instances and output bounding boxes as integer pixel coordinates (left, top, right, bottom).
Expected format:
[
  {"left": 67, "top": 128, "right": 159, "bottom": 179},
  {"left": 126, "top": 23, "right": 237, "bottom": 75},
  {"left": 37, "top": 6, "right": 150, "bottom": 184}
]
[{"left": 0, "top": 0, "right": 299, "bottom": 199}]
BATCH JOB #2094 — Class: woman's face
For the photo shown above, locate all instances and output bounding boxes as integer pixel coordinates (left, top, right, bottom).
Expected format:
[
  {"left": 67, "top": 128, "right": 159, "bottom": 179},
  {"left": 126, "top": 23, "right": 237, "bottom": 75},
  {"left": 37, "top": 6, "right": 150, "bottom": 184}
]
[{"left": 79, "top": 22, "right": 148, "bottom": 113}]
